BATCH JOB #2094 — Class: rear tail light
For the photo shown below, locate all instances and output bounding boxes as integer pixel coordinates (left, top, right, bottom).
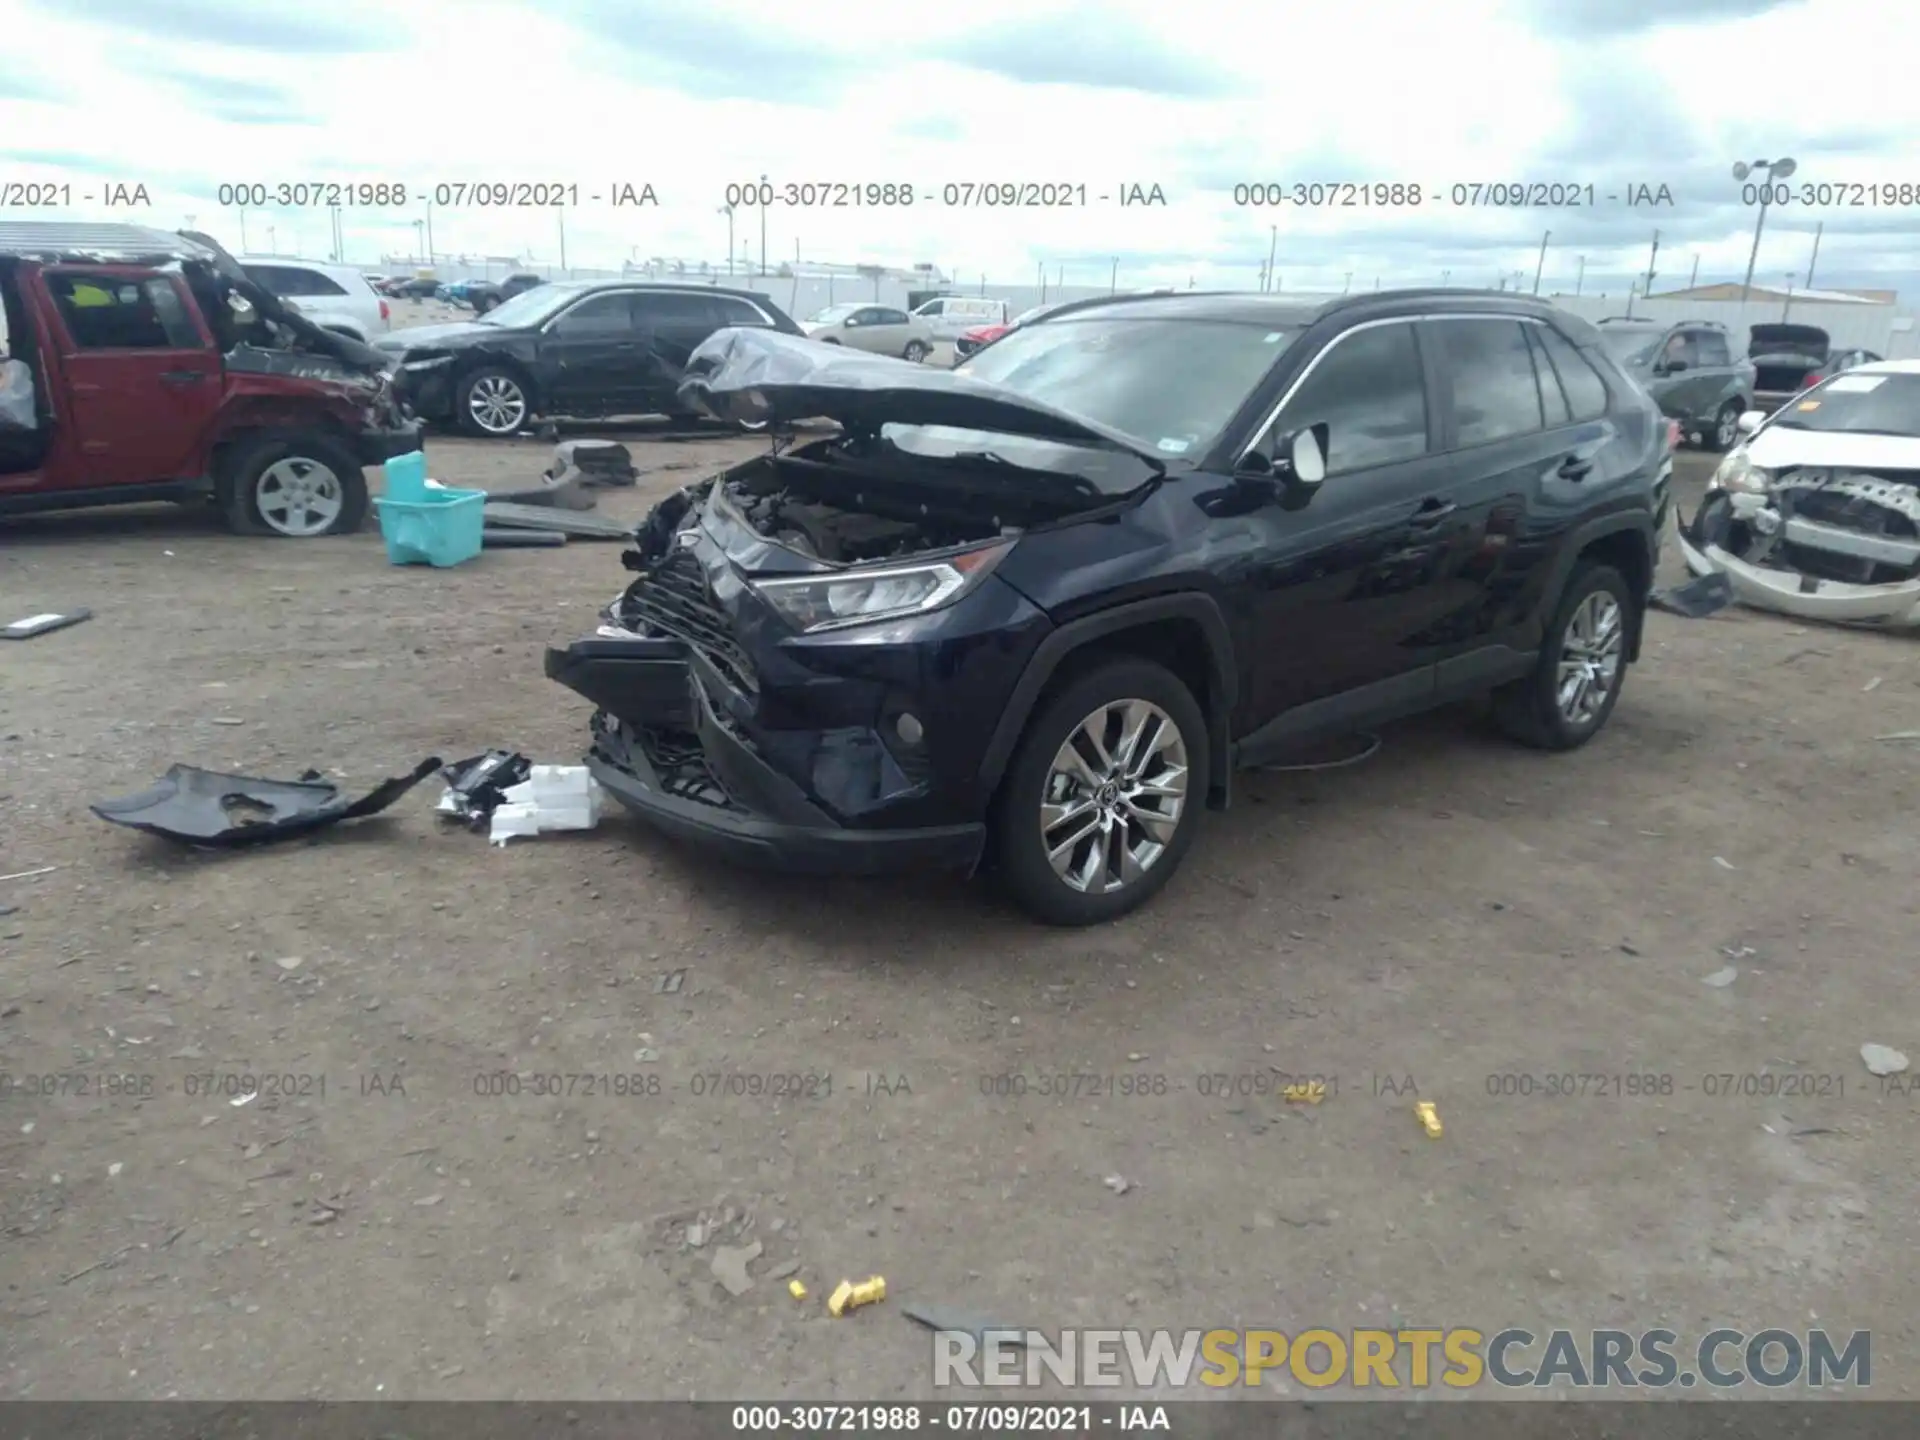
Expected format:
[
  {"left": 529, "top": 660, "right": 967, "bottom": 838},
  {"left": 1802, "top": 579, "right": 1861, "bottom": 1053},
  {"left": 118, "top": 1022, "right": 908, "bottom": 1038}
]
[
  {"left": 1665, "top": 419, "right": 1681, "bottom": 452},
  {"left": 379, "top": 299, "right": 391, "bottom": 323},
  {"left": 1801, "top": 371, "right": 1822, "bottom": 388}
]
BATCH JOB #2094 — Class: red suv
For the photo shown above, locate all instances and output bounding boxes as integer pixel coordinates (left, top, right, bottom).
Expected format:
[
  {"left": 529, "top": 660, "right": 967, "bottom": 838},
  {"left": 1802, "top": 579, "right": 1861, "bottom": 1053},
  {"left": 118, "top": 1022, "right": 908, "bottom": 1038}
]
[{"left": 0, "top": 223, "right": 418, "bottom": 537}]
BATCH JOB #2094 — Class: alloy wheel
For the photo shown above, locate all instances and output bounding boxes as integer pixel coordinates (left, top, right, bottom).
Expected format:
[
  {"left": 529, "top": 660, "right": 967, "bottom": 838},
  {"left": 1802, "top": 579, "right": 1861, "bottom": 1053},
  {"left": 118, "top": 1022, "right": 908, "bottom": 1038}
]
[
  {"left": 468, "top": 374, "right": 528, "bottom": 434},
  {"left": 1715, "top": 406, "right": 1739, "bottom": 449},
  {"left": 255, "top": 456, "right": 344, "bottom": 537},
  {"left": 1556, "top": 590, "right": 1623, "bottom": 726},
  {"left": 1040, "top": 699, "right": 1189, "bottom": 894}
]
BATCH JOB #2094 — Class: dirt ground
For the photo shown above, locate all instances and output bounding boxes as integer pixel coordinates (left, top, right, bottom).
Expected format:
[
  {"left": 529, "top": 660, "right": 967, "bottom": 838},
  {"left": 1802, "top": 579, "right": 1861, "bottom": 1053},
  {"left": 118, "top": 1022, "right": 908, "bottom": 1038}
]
[{"left": 2, "top": 427, "right": 1916, "bottom": 1403}]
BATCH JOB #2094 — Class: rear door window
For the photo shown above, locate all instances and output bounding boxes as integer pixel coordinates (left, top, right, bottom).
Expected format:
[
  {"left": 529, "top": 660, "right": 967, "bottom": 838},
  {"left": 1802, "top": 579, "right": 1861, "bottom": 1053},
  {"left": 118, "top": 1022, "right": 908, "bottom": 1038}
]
[
  {"left": 1526, "top": 327, "right": 1571, "bottom": 426},
  {"left": 1692, "top": 329, "right": 1732, "bottom": 367},
  {"left": 1531, "top": 325, "right": 1610, "bottom": 421},
  {"left": 709, "top": 296, "right": 771, "bottom": 328},
  {"left": 1277, "top": 321, "right": 1429, "bottom": 475},
  {"left": 636, "top": 292, "right": 719, "bottom": 327},
  {"left": 1433, "top": 318, "right": 1545, "bottom": 446}
]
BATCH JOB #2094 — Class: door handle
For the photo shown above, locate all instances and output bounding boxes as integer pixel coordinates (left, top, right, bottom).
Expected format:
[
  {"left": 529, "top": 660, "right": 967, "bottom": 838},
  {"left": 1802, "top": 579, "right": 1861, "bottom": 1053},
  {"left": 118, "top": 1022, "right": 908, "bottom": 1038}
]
[
  {"left": 1409, "top": 498, "right": 1456, "bottom": 527},
  {"left": 159, "top": 369, "right": 208, "bottom": 384},
  {"left": 1558, "top": 454, "right": 1594, "bottom": 481}
]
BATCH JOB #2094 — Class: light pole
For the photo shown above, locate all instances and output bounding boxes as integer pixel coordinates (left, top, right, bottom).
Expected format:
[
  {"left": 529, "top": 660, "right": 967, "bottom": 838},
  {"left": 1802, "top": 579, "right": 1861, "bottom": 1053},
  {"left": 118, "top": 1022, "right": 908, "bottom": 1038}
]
[
  {"left": 1532, "top": 230, "right": 1550, "bottom": 295},
  {"left": 266, "top": 224, "right": 277, "bottom": 254},
  {"left": 411, "top": 220, "right": 423, "bottom": 264},
  {"left": 1806, "top": 220, "right": 1824, "bottom": 290},
  {"left": 557, "top": 209, "right": 567, "bottom": 274},
  {"left": 1575, "top": 256, "right": 1585, "bottom": 295},
  {"left": 1265, "top": 225, "right": 1277, "bottom": 294},
  {"left": 718, "top": 204, "right": 735, "bottom": 275},
  {"left": 239, "top": 208, "right": 248, "bottom": 250},
  {"left": 759, "top": 174, "right": 768, "bottom": 277},
  {"left": 1733, "top": 156, "right": 1797, "bottom": 303},
  {"left": 1782, "top": 272, "right": 1797, "bottom": 321}
]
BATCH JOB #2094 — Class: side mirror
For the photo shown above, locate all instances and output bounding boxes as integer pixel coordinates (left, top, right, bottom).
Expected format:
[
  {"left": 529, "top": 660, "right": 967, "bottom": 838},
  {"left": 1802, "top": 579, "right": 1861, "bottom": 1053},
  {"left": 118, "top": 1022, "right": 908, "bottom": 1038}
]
[
  {"left": 1278, "top": 424, "right": 1328, "bottom": 488},
  {"left": 1736, "top": 409, "right": 1763, "bottom": 436}
]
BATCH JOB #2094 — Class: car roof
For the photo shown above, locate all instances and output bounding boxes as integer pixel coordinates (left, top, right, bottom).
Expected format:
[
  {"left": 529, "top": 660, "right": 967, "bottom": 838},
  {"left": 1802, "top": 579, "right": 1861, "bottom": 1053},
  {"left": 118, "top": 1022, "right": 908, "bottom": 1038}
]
[
  {"left": 0, "top": 221, "right": 213, "bottom": 264},
  {"left": 1033, "top": 286, "right": 1580, "bottom": 330},
  {"left": 1850, "top": 358, "right": 1920, "bottom": 375}
]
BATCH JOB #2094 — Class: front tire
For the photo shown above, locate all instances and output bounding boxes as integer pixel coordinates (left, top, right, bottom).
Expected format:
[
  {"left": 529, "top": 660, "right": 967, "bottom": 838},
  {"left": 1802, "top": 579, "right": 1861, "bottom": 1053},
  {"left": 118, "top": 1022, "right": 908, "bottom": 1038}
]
[
  {"left": 219, "top": 432, "right": 368, "bottom": 539},
  {"left": 1492, "top": 562, "right": 1633, "bottom": 750},
  {"left": 457, "top": 366, "right": 533, "bottom": 438},
  {"left": 993, "top": 659, "right": 1209, "bottom": 926}
]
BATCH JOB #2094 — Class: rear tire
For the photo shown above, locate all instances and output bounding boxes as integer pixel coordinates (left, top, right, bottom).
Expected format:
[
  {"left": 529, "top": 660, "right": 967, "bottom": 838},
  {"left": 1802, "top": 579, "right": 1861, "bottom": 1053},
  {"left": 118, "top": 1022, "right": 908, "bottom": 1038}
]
[
  {"left": 903, "top": 340, "right": 930, "bottom": 362},
  {"left": 219, "top": 432, "right": 368, "bottom": 538},
  {"left": 993, "top": 658, "right": 1209, "bottom": 927},
  {"left": 1492, "top": 562, "right": 1633, "bottom": 750}
]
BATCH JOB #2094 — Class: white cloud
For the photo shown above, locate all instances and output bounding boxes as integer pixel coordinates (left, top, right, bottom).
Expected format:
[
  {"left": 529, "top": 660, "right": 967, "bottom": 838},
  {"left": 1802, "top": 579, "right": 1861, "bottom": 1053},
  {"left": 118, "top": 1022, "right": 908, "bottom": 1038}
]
[{"left": 1, "top": 0, "right": 1911, "bottom": 293}]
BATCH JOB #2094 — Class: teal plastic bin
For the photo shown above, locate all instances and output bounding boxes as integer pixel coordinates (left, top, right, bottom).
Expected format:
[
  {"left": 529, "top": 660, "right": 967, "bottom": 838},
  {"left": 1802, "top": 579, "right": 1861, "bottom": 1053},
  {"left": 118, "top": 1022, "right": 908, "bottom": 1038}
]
[
  {"left": 374, "top": 487, "right": 486, "bottom": 567},
  {"left": 382, "top": 449, "right": 428, "bottom": 503}
]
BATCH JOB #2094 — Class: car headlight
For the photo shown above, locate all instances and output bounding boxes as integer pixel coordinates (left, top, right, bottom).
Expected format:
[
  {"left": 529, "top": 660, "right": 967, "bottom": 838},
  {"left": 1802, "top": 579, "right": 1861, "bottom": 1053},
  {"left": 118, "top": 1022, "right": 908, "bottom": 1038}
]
[
  {"left": 1712, "top": 448, "right": 1772, "bottom": 495},
  {"left": 401, "top": 355, "right": 455, "bottom": 372},
  {"left": 750, "top": 542, "right": 1012, "bottom": 633}
]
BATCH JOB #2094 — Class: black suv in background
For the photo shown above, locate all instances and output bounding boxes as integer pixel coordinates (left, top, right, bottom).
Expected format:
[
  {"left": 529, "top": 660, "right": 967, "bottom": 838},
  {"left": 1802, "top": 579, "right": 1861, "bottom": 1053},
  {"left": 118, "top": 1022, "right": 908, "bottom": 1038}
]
[
  {"left": 375, "top": 281, "right": 804, "bottom": 436},
  {"left": 548, "top": 290, "right": 1669, "bottom": 925}
]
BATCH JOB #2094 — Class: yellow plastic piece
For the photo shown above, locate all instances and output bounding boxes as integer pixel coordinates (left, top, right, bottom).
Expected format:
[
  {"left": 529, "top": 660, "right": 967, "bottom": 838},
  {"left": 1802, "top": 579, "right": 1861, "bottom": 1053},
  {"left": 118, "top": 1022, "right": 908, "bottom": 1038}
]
[
  {"left": 828, "top": 1275, "right": 887, "bottom": 1316},
  {"left": 788, "top": 1279, "right": 808, "bottom": 1301},
  {"left": 1415, "top": 1101, "right": 1443, "bottom": 1138},
  {"left": 1282, "top": 1081, "right": 1326, "bottom": 1105}
]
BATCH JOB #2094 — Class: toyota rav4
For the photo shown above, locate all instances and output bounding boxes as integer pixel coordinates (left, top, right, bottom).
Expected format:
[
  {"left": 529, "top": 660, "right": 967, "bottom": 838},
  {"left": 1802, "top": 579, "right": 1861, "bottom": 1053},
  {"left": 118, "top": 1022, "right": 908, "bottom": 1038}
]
[{"left": 547, "top": 290, "right": 1670, "bottom": 925}]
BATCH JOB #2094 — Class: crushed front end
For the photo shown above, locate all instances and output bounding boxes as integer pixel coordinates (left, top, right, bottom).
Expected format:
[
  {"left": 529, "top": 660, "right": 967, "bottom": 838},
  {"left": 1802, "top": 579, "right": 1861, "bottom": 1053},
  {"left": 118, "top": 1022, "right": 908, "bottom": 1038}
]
[
  {"left": 544, "top": 468, "right": 1051, "bottom": 875},
  {"left": 1679, "top": 457, "right": 1920, "bottom": 627}
]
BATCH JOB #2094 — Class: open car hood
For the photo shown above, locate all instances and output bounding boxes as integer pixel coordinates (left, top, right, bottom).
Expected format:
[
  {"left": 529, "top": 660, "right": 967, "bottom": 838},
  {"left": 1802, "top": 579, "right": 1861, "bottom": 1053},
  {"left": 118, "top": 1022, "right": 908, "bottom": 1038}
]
[
  {"left": 177, "top": 229, "right": 390, "bottom": 375},
  {"left": 675, "top": 326, "right": 1165, "bottom": 470},
  {"left": 1749, "top": 323, "right": 1830, "bottom": 360}
]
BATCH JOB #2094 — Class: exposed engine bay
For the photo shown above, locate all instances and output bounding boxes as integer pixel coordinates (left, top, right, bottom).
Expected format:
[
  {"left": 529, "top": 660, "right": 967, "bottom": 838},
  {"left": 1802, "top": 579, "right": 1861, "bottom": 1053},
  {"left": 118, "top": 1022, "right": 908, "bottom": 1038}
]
[
  {"left": 1680, "top": 467, "right": 1920, "bottom": 627},
  {"left": 718, "top": 455, "right": 1014, "bottom": 563}
]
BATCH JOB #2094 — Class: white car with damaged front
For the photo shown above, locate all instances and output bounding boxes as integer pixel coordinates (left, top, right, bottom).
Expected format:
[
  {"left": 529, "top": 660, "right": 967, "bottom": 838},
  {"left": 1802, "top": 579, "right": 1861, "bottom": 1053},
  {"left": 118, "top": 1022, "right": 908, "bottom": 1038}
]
[{"left": 1677, "top": 359, "right": 1920, "bottom": 628}]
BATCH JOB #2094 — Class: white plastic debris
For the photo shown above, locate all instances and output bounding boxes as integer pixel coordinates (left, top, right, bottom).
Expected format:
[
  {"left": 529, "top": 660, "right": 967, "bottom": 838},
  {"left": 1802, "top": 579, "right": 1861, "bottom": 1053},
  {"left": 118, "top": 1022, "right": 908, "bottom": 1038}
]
[
  {"left": 489, "top": 765, "right": 607, "bottom": 846},
  {"left": 1861, "top": 1043, "right": 1909, "bottom": 1077}
]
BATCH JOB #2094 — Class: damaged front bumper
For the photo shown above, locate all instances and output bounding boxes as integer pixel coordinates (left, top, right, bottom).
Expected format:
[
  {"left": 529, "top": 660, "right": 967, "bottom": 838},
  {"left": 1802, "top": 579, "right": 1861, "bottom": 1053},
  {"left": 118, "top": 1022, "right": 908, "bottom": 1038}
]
[
  {"left": 1677, "top": 487, "right": 1920, "bottom": 628},
  {"left": 545, "top": 644, "right": 986, "bottom": 874}
]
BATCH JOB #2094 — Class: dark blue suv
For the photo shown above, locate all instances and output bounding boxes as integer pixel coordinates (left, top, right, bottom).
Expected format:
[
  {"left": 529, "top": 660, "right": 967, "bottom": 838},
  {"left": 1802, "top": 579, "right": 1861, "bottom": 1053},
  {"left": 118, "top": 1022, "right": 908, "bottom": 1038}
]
[{"left": 546, "top": 290, "right": 1670, "bottom": 925}]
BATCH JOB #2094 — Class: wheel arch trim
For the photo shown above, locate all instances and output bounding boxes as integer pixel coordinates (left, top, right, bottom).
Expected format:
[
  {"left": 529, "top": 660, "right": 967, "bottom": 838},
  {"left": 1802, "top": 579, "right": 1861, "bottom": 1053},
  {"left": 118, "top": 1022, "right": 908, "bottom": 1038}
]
[{"left": 977, "top": 593, "right": 1238, "bottom": 808}]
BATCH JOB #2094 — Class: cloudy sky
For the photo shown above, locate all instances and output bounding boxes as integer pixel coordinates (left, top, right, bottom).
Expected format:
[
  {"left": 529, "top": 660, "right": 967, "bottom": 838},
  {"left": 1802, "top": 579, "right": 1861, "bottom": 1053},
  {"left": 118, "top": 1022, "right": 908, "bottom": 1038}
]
[{"left": 3, "top": 0, "right": 1915, "bottom": 298}]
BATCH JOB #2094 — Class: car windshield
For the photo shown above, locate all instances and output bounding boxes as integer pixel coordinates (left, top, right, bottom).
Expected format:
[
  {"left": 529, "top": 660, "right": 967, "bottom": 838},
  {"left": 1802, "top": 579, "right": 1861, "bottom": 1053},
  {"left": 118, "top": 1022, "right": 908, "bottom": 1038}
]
[
  {"left": 1767, "top": 372, "right": 1920, "bottom": 437},
  {"left": 1598, "top": 328, "right": 1663, "bottom": 368},
  {"left": 477, "top": 285, "right": 582, "bottom": 327},
  {"left": 954, "top": 316, "right": 1297, "bottom": 455},
  {"left": 808, "top": 304, "right": 859, "bottom": 324}
]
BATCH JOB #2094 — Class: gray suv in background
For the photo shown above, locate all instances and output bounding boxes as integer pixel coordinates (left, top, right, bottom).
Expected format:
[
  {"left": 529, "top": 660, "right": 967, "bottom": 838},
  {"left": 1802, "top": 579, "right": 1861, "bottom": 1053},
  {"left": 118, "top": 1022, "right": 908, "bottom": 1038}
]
[{"left": 1595, "top": 318, "right": 1755, "bottom": 451}]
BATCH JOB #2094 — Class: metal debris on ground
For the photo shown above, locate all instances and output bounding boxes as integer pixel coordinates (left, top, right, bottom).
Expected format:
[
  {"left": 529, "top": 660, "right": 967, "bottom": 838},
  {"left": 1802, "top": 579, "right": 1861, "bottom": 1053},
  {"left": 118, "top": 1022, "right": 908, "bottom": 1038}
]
[
  {"left": 1102, "top": 1174, "right": 1131, "bottom": 1195},
  {"left": 1414, "top": 1101, "right": 1443, "bottom": 1138},
  {"left": 91, "top": 758, "right": 442, "bottom": 848},
  {"left": 902, "top": 1302, "right": 1027, "bottom": 1348},
  {"left": 1282, "top": 1081, "right": 1327, "bottom": 1104},
  {"left": 654, "top": 969, "right": 686, "bottom": 995},
  {"left": 437, "top": 752, "right": 533, "bottom": 829},
  {"left": 1645, "top": 573, "right": 1732, "bottom": 619},
  {"left": 480, "top": 501, "right": 633, "bottom": 540},
  {"left": 4, "top": 609, "right": 93, "bottom": 640},
  {"left": 482, "top": 527, "right": 568, "bottom": 550},
  {"left": 1860, "top": 1043, "right": 1909, "bottom": 1077},
  {"left": 487, "top": 765, "right": 608, "bottom": 846},
  {"left": 711, "top": 1241, "right": 762, "bottom": 1297},
  {"left": 827, "top": 1276, "right": 886, "bottom": 1317}
]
